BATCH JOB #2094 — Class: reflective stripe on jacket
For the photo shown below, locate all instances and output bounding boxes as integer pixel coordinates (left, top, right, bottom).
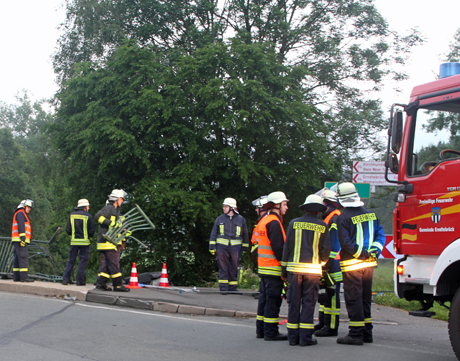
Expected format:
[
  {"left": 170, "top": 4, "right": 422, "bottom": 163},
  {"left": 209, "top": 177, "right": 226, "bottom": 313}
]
[
  {"left": 257, "top": 214, "right": 286, "bottom": 276},
  {"left": 11, "top": 209, "right": 31, "bottom": 243},
  {"left": 209, "top": 213, "right": 249, "bottom": 251},
  {"left": 95, "top": 204, "right": 119, "bottom": 251},
  {"left": 323, "top": 208, "right": 343, "bottom": 282},
  {"left": 66, "top": 209, "right": 95, "bottom": 246},
  {"left": 338, "top": 207, "right": 386, "bottom": 272},
  {"left": 282, "top": 213, "right": 330, "bottom": 276}
]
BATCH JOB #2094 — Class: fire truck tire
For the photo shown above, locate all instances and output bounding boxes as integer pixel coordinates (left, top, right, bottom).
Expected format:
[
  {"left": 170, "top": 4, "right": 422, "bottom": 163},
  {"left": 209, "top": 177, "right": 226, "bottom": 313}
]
[{"left": 448, "top": 287, "right": 460, "bottom": 360}]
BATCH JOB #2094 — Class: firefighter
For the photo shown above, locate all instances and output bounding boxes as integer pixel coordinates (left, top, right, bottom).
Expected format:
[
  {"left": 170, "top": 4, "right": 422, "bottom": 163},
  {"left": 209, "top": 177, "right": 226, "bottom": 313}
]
[
  {"left": 256, "top": 191, "right": 289, "bottom": 341},
  {"left": 11, "top": 199, "right": 34, "bottom": 282},
  {"left": 315, "top": 189, "right": 343, "bottom": 337},
  {"left": 282, "top": 194, "right": 331, "bottom": 346},
  {"left": 62, "top": 199, "right": 95, "bottom": 286},
  {"left": 250, "top": 195, "right": 268, "bottom": 272},
  {"left": 95, "top": 189, "right": 130, "bottom": 292},
  {"left": 335, "top": 182, "right": 385, "bottom": 345},
  {"left": 209, "top": 198, "right": 249, "bottom": 294}
]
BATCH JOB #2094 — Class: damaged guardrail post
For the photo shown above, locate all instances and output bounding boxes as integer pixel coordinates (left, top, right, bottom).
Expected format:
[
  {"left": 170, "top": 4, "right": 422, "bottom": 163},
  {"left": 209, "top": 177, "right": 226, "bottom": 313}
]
[{"left": 103, "top": 204, "right": 154, "bottom": 248}]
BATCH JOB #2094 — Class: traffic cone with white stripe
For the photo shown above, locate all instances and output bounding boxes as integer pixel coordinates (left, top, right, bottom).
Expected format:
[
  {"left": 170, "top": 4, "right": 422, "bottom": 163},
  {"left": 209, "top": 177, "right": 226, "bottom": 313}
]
[
  {"left": 159, "top": 263, "right": 169, "bottom": 288},
  {"left": 126, "top": 262, "right": 142, "bottom": 289}
]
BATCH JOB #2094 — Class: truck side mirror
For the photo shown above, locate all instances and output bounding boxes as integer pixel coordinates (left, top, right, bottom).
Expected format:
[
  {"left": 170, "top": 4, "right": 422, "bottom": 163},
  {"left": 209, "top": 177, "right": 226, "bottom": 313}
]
[
  {"left": 387, "top": 153, "right": 399, "bottom": 174},
  {"left": 391, "top": 111, "right": 403, "bottom": 154}
]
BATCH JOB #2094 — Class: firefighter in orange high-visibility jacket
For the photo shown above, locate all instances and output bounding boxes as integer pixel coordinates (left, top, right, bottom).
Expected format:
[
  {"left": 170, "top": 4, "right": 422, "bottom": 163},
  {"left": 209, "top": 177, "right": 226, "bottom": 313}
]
[
  {"left": 282, "top": 195, "right": 330, "bottom": 346},
  {"left": 11, "top": 199, "right": 34, "bottom": 282},
  {"left": 256, "top": 191, "right": 289, "bottom": 341},
  {"left": 209, "top": 198, "right": 249, "bottom": 294},
  {"left": 315, "top": 189, "right": 342, "bottom": 337},
  {"left": 250, "top": 195, "right": 268, "bottom": 272},
  {"left": 336, "top": 182, "right": 385, "bottom": 346}
]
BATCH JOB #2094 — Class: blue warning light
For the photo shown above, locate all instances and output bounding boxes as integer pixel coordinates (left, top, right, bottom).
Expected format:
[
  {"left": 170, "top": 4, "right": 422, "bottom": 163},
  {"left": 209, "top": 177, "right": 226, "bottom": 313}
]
[{"left": 439, "top": 62, "right": 460, "bottom": 79}]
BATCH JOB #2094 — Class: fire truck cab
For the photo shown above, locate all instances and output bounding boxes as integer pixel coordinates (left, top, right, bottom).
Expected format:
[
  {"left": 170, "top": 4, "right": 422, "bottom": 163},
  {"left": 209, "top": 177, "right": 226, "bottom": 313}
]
[{"left": 385, "top": 62, "right": 460, "bottom": 359}]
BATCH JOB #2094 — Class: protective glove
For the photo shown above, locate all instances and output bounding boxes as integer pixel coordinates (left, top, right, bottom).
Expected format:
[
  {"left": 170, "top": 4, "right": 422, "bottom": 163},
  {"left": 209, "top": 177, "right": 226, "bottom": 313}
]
[
  {"left": 368, "top": 251, "right": 378, "bottom": 262},
  {"left": 109, "top": 219, "right": 116, "bottom": 227},
  {"left": 125, "top": 230, "right": 132, "bottom": 238},
  {"left": 326, "top": 286, "right": 336, "bottom": 299},
  {"left": 209, "top": 249, "right": 216, "bottom": 255},
  {"left": 20, "top": 240, "right": 26, "bottom": 247},
  {"left": 319, "top": 276, "right": 326, "bottom": 289}
]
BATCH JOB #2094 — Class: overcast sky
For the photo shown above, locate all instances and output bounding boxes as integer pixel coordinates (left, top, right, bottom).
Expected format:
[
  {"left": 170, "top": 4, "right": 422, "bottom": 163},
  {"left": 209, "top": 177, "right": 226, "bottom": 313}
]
[{"left": 0, "top": 0, "right": 459, "bottom": 146}]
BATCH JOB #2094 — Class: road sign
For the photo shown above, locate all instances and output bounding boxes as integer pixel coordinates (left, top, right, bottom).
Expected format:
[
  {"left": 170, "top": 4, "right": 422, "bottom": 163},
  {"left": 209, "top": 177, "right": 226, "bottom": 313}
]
[
  {"left": 325, "top": 182, "right": 371, "bottom": 199},
  {"left": 352, "top": 173, "right": 397, "bottom": 186},
  {"left": 353, "top": 161, "right": 386, "bottom": 174}
]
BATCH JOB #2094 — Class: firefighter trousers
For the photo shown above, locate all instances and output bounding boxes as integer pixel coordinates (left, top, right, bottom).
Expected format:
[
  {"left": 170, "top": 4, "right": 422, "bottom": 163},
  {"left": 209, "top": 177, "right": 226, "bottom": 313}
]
[
  {"left": 286, "top": 273, "right": 319, "bottom": 344},
  {"left": 343, "top": 267, "right": 373, "bottom": 339},
  {"left": 63, "top": 245, "right": 90, "bottom": 284},
  {"left": 216, "top": 244, "right": 240, "bottom": 291},
  {"left": 13, "top": 242, "right": 29, "bottom": 281},
  {"left": 96, "top": 249, "right": 123, "bottom": 287},
  {"left": 317, "top": 283, "right": 341, "bottom": 330},
  {"left": 256, "top": 275, "right": 284, "bottom": 338}
]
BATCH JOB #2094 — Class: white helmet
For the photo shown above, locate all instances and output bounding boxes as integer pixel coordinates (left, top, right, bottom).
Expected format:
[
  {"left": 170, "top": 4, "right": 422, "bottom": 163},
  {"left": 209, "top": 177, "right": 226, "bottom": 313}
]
[
  {"left": 17, "top": 200, "right": 26, "bottom": 209},
  {"left": 24, "top": 199, "right": 34, "bottom": 208},
  {"left": 108, "top": 189, "right": 127, "bottom": 201},
  {"left": 77, "top": 199, "right": 90, "bottom": 207},
  {"left": 223, "top": 197, "right": 237, "bottom": 208},
  {"left": 337, "top": 182, "right": 361, "bottom": 207},
  {"left": 323, "top": 189, "right": 338, "bottom": 203},
  {"left": 298, "top": 194, "right": 327, "bottom": 212},
  {"left": 267, "top": 191, "right": 289, "bottom": 204},
  {"left": 252, "top": 195, "right": 268, "bottom": 208}
]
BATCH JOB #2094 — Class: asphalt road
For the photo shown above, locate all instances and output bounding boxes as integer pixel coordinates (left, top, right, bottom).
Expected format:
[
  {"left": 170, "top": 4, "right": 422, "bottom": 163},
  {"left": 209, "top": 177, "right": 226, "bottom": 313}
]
[{"left": 0, "top": 291, "right": 457, "bottom": 361}]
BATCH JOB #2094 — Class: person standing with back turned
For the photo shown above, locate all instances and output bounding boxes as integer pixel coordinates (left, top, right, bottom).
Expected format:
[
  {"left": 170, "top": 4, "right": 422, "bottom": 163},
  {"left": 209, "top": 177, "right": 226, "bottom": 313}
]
[
  {"left": 62, "top": 199, "right": 95, "bottom": 286},
  {"left": 335, "top": 182, "right": 385, "bottom": 345}
]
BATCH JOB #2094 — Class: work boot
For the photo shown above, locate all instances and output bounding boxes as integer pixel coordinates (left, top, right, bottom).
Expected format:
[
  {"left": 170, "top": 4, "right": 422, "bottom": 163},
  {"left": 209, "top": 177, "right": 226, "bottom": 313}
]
[
  {"left": 299, "top": 338, "right": 318, "bottom": 346},
  {"left": 256, "top": 333, "right": 264, "bottom": 339},
  {"left": 76, "top": 282, "right": 86, "bottom": 286},
  {"left": 21, "top": 279, "right": 34, "bottom": 282},
  {"left": 337, "top": 334, "right": 364, "bottom": 345},
  {"left": 96, "top": 284, "right": 112, "bottom": 291},
  {"left": 363, "top": 334, "right": 373, "bottom": 343},
  {"left": 62, "top": 280, "right": 69, "bottom": 285},
  {"left": 314, "top": 323, "right": 324, "bottom": 331},
  {"left": 314, "top": 327, "right": 338, "bottom": 337},
  {"left": 113, "top": 285, "right": 130, "bottom": 292},
  {"left": 264, "top": 333, "right": 288, "bottom": 341}
]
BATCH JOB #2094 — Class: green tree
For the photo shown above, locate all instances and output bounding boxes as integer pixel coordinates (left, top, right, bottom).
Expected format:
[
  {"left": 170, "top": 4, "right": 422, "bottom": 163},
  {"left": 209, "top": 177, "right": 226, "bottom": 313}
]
[
  {"left": 423, "top": 28, "right": 460, "bottom": 137},
  {"left": 50, "top": 0, "right": 422, "bottom": 284}
]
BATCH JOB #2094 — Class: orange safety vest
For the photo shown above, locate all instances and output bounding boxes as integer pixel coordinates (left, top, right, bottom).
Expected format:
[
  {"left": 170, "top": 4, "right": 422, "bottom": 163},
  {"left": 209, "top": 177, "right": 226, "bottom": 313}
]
[
  {"left": 11, "top": 209, "right": 32, "bottom": 243},
  {"left": 257, "top": 214, "right": 286, "bottom": 276},
  {"left": 324, "top": 209, "right": 341, "bottom": 225}
]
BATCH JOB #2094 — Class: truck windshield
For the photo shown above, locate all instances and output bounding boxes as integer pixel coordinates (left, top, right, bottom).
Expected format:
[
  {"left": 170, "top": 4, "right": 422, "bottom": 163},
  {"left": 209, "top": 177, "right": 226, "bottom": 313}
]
[{"left": 408, "top": 98, "right": 460, "bottom": 177}]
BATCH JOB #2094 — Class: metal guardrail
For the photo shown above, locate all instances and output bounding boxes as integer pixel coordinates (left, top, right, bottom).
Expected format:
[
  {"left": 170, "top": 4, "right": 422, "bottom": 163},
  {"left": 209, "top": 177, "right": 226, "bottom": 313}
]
[{"left": 0, "top": 227, "right": 63, "bottom": 281}]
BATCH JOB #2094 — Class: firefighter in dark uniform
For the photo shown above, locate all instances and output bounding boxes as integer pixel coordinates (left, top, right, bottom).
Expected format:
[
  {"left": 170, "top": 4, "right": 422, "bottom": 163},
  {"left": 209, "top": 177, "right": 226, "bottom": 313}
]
[
  {"left": 62, "top": 199, "right": 95, "bottom": 286},
  {"left": 282, "top": 194, "right": 330, "bottom": 346},
  {"left": 250, "top": 195, "right": 268, "bottom": 272},
  {"left": 209, "top": 198, "right": 249, "bottom": 294},
  {"left": 11, "top": 199, "right": 34, "bottom": 282},
  {"left": 95, "top": 189, "right": 130, "bottom": 292},
  {"left": 256, "top": 191, "right": 289, "bottom": 341},
  {"left": 315, "top": 189, "right": 343, "bottom": 337},
  {"left": 336, "top": 182, "right": 386, "bottom": 345}
]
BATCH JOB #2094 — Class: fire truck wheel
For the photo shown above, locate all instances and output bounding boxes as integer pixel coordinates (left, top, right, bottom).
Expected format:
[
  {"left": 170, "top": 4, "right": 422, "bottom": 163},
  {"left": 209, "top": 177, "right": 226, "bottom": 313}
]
[{"left": 448, "top": 287, "right": 460, "bottom": 360}]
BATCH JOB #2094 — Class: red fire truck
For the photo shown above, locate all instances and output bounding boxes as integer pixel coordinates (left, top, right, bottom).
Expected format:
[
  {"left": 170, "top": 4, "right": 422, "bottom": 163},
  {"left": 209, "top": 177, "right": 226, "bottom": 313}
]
[{"left": 385, "top": 62, "right": 460, "bottom": 359}]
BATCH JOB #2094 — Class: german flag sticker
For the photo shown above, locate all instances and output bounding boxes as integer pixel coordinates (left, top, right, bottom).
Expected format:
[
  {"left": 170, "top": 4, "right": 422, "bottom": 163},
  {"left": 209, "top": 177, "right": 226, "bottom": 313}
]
[{"left": 401, "top": 223, "right": 417, "bottom": 241}]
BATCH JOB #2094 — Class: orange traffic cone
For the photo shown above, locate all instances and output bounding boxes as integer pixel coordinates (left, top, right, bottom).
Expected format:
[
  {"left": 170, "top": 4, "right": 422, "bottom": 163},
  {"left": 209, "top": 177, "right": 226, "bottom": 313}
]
[
  {"left": 159, "top": 263, "right": 169, "bottom": 287},
  {"left": 126, "top": 262, "right": 142, "bottom": 289}
]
